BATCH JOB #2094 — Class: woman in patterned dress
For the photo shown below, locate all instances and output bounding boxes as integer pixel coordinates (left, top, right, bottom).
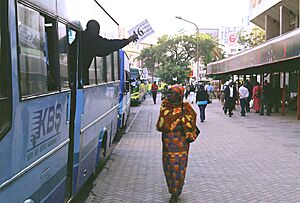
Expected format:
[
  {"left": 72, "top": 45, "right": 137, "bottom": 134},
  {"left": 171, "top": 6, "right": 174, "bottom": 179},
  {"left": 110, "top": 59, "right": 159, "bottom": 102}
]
[{"left": 156, "top": 85, "right": 198, "bottom": 202}]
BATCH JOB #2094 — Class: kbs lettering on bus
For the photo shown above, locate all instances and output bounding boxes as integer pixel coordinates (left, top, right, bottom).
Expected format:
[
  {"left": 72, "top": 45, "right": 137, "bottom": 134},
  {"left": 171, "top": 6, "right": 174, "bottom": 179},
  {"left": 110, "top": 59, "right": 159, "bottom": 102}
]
[{"left": 27, "top": 103, "right": 62, "bottom": 161}]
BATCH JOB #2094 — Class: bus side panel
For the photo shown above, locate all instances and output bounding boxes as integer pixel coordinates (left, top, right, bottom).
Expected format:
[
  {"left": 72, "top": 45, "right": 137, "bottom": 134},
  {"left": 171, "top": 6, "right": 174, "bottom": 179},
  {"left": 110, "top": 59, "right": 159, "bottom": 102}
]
[
  {"left": 74, "top": 83, "right": 120, "bottom": 193},
  {"left": 0, "top": 93, "right": 70, "bottom": 203}
]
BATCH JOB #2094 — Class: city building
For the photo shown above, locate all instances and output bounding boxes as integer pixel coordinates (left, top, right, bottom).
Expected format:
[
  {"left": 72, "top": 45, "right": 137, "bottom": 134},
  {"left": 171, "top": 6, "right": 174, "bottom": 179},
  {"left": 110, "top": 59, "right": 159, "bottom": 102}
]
[{"left": 207, "top": 0, "right": 300, "bottom": 119}]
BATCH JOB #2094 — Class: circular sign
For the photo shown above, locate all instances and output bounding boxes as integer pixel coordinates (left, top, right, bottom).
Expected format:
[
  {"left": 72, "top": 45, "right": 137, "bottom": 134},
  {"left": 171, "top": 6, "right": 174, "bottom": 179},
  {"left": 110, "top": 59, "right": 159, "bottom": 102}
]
[
  {"left": 229, "top": 33, "right": 237, "bottom": 43},
  {"left": 227, "top": 33, "right": 238, "bottom": 46}
]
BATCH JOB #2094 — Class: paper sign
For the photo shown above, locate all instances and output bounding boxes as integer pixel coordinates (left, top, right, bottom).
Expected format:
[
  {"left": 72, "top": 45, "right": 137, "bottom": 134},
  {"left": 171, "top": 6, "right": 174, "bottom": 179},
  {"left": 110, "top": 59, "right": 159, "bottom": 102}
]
[{"left": 128, "top": 19, "right": 155, "bottom": 42}]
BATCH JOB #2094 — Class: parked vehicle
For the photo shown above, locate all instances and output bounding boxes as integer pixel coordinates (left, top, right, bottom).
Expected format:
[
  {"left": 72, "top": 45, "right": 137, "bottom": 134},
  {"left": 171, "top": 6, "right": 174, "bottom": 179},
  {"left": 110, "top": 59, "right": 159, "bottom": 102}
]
[{"left": 0, "top": 0, "right": 130, "bottom": 202}]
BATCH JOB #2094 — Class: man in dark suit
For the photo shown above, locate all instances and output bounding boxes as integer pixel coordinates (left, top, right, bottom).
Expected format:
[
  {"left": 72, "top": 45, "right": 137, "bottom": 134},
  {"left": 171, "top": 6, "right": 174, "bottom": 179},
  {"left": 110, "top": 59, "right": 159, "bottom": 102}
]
[
  {"left": 224, "top": 82, "right": 237, "bottom": 117},
  {"left": 260, "top": 80, "right": 273, "bottom": 116}
]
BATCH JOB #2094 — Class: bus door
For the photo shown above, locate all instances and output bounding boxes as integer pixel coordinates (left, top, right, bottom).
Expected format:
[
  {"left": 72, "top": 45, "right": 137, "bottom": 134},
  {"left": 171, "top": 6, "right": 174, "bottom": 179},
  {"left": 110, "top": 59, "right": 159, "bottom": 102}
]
[{"left": 65, "top": 27, "right": 82, "bottom": 200}]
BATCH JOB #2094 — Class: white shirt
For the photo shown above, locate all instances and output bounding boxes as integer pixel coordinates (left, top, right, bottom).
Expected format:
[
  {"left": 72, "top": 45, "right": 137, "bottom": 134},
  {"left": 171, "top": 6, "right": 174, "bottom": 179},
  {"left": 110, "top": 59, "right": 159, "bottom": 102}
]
[
  {"left": 239, "top": 85, "right": 249, "bottom": 99},
  {"left": 229, "top": 86, "right": 234, "bottom": 97}
]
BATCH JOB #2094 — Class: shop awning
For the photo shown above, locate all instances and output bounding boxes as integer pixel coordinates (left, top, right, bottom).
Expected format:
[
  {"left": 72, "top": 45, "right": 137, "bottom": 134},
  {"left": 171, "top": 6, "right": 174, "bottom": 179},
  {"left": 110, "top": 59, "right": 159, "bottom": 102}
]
[{"left": 207, "top": 28, "right": 300, "bottom": 75}]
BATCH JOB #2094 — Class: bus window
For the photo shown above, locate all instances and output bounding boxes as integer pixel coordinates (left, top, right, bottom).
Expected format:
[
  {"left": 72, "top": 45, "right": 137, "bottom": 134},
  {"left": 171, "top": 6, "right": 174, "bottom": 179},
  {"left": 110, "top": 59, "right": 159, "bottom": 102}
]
[
  {"left": 113, "top": 51, "right": 119, "bottom": 81},
  {"left": 88, "top": 58, "right": 96, "bottom": 85},
  {"left": 58, "top": 22, "right": 69, "bottom": 89},
  {"left": 96, "top": 56, "right": 106, "bottom": 83},
  {"left": 0, "top": 2, "right": 12, "bottom": 139},
  {"left": 106, "top": 54, "right": 112, "bottom": 82},
  {"left": 67, "top": 28, "right": 77, "bottom": 88},
  {"left": 17, "top": 4, "right": 58, "bottom": 97}
]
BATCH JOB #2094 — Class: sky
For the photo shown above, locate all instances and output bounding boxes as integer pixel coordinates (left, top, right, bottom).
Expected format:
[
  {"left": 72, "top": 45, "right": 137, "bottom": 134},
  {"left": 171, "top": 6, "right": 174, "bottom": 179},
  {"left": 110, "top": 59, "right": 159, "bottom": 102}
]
[{"left": 100, "top": 0, "right": 250, "bottom": 40}]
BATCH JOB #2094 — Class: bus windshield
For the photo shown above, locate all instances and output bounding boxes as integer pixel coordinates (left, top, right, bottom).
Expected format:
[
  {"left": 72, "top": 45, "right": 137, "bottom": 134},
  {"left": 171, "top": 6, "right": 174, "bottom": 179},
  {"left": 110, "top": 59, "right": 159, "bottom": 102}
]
[{"left": 130, "top": 68, "right": 140, "bottom": 81}]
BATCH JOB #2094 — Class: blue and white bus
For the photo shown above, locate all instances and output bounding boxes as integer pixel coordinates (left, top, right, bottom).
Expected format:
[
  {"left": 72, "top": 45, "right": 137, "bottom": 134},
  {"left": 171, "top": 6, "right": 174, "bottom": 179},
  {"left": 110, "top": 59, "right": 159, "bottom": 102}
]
[{"left": 0, "top": 0, "right": 130, "bottom": 202}]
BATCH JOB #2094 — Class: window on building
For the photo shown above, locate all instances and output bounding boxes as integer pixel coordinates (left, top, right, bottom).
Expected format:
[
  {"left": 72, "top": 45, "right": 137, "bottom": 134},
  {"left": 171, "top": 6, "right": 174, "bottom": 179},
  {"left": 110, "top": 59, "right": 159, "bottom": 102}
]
[
  {"left": 58, "top": 22, "right": 69, "bottom": 89},
  {"left": 18, "top": 4, "right": 58, "bottom": 97}
]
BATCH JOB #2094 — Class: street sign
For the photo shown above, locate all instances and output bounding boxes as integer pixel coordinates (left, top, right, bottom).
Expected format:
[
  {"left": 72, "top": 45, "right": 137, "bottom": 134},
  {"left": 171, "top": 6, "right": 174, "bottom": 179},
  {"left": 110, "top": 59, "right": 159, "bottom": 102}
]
[
  {"left": 227, "top": 32, "right": 238, "bottom": 46},
  {"left": 128, "top": 19, "right": 155, "bottom": 42}
]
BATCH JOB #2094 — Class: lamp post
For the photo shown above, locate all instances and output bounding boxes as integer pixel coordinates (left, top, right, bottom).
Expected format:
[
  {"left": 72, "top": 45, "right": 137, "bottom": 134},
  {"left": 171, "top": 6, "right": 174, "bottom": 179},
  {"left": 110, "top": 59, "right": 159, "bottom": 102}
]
[{"left": 175, "top": 16, "right": 200, "bottom": 82}]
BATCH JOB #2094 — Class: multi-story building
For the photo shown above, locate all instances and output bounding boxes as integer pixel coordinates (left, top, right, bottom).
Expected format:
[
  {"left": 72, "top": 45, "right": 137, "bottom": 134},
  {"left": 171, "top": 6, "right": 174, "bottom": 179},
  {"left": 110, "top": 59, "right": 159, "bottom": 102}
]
[{"left": 207, "top": 0, "right": 300, "bottom": 119}]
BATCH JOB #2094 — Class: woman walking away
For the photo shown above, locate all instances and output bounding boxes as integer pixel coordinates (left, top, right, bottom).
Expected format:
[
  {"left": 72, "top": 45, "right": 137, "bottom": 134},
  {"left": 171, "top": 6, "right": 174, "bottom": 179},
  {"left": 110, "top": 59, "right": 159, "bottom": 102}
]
[
  {"left": 156, "top": 85, "right": 198, "bottom": 203},
  {"left": 196, "top": 84, "right": 209, "bottom": 122},
  {"left": 252, "top": 82, "right": 262, "bottom": 113}
]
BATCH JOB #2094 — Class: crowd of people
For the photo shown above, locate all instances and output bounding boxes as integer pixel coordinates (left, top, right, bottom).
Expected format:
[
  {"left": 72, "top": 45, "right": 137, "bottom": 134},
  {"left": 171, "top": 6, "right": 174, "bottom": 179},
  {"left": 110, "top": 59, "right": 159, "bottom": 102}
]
[{"left": 220, "top": 79, "right": 280, "bottom": 117}]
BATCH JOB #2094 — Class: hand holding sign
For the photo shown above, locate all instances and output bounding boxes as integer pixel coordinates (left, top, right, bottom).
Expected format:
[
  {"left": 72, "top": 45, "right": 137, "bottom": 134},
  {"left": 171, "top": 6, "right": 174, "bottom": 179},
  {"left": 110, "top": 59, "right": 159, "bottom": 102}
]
[
  {"left": 128, "top": 33, "right": 139, "bottom": 42},
  {"left": 128, "top": 19, "right": 155, "bottom": 42}
]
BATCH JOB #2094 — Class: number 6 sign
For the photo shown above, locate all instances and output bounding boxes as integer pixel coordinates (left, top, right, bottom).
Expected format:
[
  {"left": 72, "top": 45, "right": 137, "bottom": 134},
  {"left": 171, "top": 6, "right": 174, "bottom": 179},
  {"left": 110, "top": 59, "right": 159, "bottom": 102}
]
[{"left": 128, "top": 19, "right": 155, "bottom": 42}]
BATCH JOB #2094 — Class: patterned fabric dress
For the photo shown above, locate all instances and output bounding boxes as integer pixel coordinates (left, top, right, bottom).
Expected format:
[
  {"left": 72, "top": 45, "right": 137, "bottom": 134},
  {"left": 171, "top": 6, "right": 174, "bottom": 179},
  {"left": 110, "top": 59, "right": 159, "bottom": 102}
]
[
  {"left": 156, "top": 85, "right": 197, "bottom": 196},
  {"left": 162, "top": 125, "right": 189, "bottom": 195}
]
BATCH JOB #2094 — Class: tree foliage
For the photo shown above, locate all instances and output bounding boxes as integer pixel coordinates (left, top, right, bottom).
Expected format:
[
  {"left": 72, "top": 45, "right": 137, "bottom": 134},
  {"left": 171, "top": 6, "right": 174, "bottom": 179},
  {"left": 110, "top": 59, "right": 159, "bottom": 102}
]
[
  {"left": 137, "top": 33, "right": 223, "bottom": 84},
  {"left": 238, "top": 26, "right": 265, "bottom": 49}
]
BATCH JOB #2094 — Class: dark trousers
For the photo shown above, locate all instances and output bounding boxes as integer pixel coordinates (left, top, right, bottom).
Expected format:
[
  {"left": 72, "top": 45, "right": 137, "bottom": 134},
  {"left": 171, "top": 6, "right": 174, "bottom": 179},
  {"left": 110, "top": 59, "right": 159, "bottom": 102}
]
[
  {"left": 246, "top": 97, "right": 251, "bottom": 112},
  {"left": 240, "top": 98, "right": 246, "bottom": 116},
  {"left": 225, "top": 97, "right": 235, "bottom": 116},
  {"left": 152, "top": 92, "right": 157, "bottom": 104},
  {"left": 260, "top": 97, "right": 272, "bottom": 115},
  {"left": 198, "top": 105, "right": 207, "bottom": 121}
]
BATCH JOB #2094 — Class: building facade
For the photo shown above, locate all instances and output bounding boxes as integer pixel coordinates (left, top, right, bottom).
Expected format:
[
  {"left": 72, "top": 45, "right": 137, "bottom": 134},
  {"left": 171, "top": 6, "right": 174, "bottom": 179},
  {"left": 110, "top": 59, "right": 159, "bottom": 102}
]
[{"left": 207, "top": 0, "right": 300, "bottom": 119}]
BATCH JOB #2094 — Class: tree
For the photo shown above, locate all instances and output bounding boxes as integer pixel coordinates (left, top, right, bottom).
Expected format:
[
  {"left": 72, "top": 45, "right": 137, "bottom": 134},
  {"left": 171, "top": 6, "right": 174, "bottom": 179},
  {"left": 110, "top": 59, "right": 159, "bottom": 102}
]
[
  {"left": 156, "top": 63, "right": 189, "bottom": 85},
  {"left": 137, "top": 33, "right": 223, "bottom": 83},
  {"left": 238, "top": 26, "right": 265, "bottom": 49}
]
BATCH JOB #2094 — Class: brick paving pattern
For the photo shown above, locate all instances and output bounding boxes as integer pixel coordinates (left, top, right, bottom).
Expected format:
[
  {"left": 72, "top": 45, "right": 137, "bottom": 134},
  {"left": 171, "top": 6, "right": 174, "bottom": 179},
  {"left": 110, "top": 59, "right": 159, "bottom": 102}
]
[{"left": 85, "top": 94, "right": 300, "bottom": 203}]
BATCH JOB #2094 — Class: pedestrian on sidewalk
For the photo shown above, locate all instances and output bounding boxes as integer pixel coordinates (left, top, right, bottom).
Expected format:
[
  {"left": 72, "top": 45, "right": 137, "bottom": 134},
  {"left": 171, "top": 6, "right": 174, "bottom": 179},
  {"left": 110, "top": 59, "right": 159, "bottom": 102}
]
[
  {"left": 205, "top": 83, "right": 214, "bottom": 102},
  {"left": 151, "top": 81, "right": 158, "bottom": 104},
  {"left": 184, "top": 83, "right": 190, "bottom": 100},
  {"left": 239, "top": 83, "right": 249, "bottom": 116},
  {"left": 252, "top": 82, "right": 262, "bottom": 113},
  {"left": 260, "top": 80, "right": 273, "bottom": 116},
  {"left": 244, "top": 80, "right": 253, "bottom": 112},
  {"left": 224, "top": 81, "right": 237, "bottom": 117},
  {"left": 221, "top": 81, "right": 229, "bottom": 112},
  {"left": 189, "top": 83, "right": 196, "bottom": 104},
  {"left": 196, "top": 84, "right": 209, "bottom": 122},
  {"left": 156, "top": 85, "right": 198, "bottom": 203}
]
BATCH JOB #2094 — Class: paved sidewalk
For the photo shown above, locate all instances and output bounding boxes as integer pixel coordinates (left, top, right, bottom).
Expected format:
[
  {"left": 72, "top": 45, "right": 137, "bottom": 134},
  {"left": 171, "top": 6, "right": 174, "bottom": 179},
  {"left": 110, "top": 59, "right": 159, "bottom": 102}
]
[{"left": 85, "top": 95, "right": 300, "bottom": 203}]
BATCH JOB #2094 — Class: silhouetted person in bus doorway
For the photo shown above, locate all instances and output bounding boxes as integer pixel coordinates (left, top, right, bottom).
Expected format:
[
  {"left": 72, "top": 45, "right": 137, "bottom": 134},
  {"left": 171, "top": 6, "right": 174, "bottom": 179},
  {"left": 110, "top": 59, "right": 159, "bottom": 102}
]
[{"left": 70, "top": 20, "right": 138, "bottom": 86}]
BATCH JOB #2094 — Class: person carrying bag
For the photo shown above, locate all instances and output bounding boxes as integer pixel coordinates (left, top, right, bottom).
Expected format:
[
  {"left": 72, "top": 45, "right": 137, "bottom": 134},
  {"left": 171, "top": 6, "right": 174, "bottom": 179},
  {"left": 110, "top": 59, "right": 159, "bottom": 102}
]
[{"left": 196, "top": 84, "right": 210, "bottom": 122}]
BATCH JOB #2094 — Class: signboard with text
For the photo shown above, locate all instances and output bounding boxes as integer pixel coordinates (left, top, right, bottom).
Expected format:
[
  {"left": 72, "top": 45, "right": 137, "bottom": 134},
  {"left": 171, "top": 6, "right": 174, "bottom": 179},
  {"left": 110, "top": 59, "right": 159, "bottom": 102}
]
[{"left": 128, "top": 19, "right": 155, "bottom": 42}]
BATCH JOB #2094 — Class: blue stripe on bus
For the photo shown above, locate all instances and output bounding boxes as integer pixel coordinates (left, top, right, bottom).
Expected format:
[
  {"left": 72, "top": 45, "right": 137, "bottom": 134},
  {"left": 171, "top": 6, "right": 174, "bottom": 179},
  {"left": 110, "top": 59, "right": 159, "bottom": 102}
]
[{"left": 29, "top": 165, "right": 67, "bottom": 203}]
